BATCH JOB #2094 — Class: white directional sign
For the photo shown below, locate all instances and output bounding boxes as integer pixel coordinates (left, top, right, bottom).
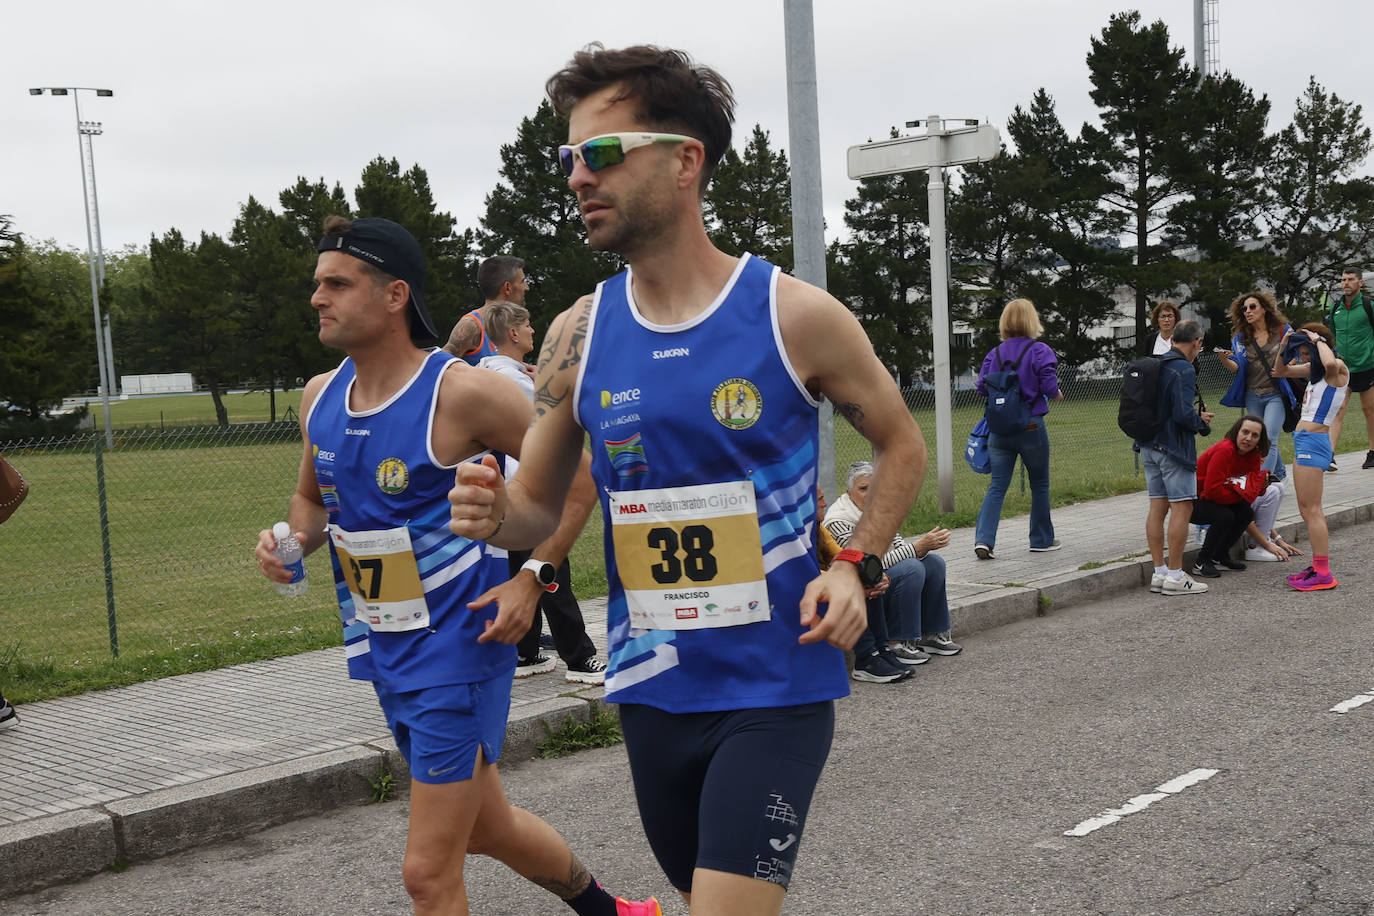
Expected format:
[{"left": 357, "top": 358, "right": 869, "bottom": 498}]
[
  {"left": 847, "top": 123, "right": 1001, "bottom": 179},
  {"left": 845, "top": 116, "right": 1002, "bottom": 514}
]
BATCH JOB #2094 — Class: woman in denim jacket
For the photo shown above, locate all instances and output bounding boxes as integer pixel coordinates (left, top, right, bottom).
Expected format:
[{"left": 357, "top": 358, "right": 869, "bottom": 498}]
[{"left": 1218, "top": 291, "right": 1296, "bottom": 481}]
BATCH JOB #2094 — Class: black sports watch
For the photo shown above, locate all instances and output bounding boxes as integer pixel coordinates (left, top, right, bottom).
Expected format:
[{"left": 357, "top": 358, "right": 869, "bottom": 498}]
[
  {"left": 833, "top": 549, "right": 884, "bottom": 588},
  {"left": 521, "top": 558, "right": 557, "bottom": 588}
]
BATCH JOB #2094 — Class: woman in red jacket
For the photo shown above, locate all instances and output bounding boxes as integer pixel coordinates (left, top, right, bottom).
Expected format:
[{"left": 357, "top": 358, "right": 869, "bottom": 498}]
[{"left": 1189, "top": 415, "right": 1279, "bottom": 578}]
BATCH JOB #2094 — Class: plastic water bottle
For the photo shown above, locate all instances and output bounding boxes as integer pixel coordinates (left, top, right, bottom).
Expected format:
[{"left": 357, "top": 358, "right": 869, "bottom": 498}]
[{"left": 271, "top": 522, "right": 308, "bottom": 597}]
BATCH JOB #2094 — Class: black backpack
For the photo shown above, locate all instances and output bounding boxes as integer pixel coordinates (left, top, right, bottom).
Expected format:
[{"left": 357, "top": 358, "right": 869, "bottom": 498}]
[
  {"left": 1118, "top": 354, "right": 1164, "bottom": 441},
  {"left": 983, "top": 342, "right": 1033, "bottom": 436}
]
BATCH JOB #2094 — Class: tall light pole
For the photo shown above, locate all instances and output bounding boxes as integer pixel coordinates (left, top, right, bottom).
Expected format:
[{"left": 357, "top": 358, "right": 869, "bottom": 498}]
[
  {"left": 29, "top": 85, "right": 116, "bottom": 447},
  {"left": 782, "top": 0, "right": 836, "bottom": 499}
]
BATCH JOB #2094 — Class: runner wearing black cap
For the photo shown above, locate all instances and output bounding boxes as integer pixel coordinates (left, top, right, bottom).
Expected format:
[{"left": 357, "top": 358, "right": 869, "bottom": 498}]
[{"left": 255, "top": 216, "right": 660, "bottom": 916}]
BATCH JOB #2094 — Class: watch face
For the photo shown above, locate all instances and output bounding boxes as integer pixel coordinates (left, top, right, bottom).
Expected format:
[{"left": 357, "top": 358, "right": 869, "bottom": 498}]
[
  {"left": 536, "top": 562, "right": 556, "bottom": 586},
  {"left": 859, "top": 555, "right": 884, "bottom": 588}
]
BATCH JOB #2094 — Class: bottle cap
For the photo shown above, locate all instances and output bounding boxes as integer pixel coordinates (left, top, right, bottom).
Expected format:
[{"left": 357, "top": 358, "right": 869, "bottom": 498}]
[{"left": 272, "top": 522, "right": 290, "bottom": 540}]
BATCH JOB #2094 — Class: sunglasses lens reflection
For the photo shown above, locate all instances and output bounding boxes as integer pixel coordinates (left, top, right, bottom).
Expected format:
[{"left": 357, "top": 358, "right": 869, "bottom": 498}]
[{"left": 581, "top": 137, "right": 626, "bottom": 171}]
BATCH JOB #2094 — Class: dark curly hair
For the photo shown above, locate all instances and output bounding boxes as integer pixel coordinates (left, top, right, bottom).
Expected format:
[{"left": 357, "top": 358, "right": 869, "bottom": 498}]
[
  {"left": 1227, "top": 290, "right": 1288, "bottom": 343},
  {"left": 546, "top": 44, "right": 735, "bottom": 193}
]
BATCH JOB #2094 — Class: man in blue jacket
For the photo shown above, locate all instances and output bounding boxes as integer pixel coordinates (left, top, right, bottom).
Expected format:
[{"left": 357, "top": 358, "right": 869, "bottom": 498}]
[{"left": 1137, "top": 319, "right": 1215, "bottom": 596}]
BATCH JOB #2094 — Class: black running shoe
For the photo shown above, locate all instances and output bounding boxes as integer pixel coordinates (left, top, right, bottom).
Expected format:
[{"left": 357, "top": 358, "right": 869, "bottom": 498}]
[
  {"left": 1215, "top": 556, "right": 1246, "bottom": 571},
  {"left": 1191, "top": 558, "right": 1222, "bottom": 579},
  {"left": 514, "top": 654, "right": 557, "bottom": 678}
]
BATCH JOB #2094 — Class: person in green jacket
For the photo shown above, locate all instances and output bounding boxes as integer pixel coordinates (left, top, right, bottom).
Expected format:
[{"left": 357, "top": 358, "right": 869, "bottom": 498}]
[{"left": 1326, "top": 267, "right": 1374, "bottom": 470}]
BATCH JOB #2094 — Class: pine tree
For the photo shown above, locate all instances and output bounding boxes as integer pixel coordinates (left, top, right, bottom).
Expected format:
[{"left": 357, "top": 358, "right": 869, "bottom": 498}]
[
  {"left": 1262, "top": 77, "right": 1374, "bottom": 315},
  {"left": 0, "top": 217, "right": 91, "bottom": 425},
  {"left": 836, "top": 129, "right": 931, "bottom": 387},
  {"left": 230, "top": 196, "right": 326, "bottom": 419},
  {"left": 1167, "top": 73, "right": 1275, "bottom": 339},
  {"left": 1083, "top": 11, "right": 1198, "bottom": 347},
  {"left": 705, "top": 125, "right": 794, "bottom": 270}
]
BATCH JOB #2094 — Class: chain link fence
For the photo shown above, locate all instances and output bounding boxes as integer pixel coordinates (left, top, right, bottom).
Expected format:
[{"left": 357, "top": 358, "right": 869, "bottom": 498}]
[
  {"left": 0, "top": 424, "right": 342, "bottom": 699},
  {"left": 0, "top": 348, "right": 1314, "bottom": 699},
  {"left": 834, "top": 350, "right": 1251, "bottom": 530}
]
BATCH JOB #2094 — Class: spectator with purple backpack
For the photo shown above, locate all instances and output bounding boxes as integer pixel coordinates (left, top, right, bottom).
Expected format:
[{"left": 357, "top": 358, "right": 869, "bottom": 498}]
[{"left": 972, "top": 298, "right": 1063, "bottom": 559}]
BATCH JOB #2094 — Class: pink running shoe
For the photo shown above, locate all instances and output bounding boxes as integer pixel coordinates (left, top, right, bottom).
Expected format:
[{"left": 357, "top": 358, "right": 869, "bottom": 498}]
[
  {"left": 1285, "top": 566, "right": 1315, "bottom": 586},
  {"left": 1288, "top": 570, "right": 1337, "bottom": 591},
  {"left": 616, "top": 898, "right": 663, "bottom": 915}
]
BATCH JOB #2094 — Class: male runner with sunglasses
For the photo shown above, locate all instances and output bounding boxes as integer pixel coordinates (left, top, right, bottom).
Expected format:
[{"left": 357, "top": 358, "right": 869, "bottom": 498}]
[
  {"left": 255, "top": 216, "right": 659, "bottom": 916},
  {"left": 449, "top": 45, "right": 925, "bottom": 914}
]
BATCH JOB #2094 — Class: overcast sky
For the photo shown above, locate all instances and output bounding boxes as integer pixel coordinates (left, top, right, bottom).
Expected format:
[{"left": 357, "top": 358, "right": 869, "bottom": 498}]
[{"left": 5, "top": 1, "right": 1372, "bottom": 259}]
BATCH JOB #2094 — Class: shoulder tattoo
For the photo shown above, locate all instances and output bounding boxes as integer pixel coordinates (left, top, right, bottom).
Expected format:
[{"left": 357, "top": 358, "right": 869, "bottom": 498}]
[{"left": 446, "top": 315, "right": 481, "bottom": 355}]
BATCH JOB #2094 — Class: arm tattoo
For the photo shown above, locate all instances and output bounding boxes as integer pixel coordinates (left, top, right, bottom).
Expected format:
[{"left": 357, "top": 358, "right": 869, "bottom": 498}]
[
  {"left": 558, "top": 302, "right": 590, "bottom": 373},
  {"left": 834, "top": 401, "right": 866, "bottom": 435},
  {"left": 528, "top": 855, "right": 592, "bottom": 900},
  {"left": 444, "top": 315, "right": 481, "bottom": 356},
  {"left": 532, "top": 297, "right": 591, "bottom": 421}
]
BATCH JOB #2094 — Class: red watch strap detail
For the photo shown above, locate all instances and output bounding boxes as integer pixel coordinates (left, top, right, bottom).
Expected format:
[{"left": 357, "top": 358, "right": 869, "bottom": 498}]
[{"left": 834, "top": 549, "right": 865, "bottom": 565}]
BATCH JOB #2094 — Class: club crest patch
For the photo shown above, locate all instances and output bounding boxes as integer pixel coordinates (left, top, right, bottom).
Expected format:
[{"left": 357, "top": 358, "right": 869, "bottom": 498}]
[
  {"left": 375, "top": 457, "right": 409, "bottom": 495},
  {"left": 711, "top": 378, "right": 762, "bottom": 430}
]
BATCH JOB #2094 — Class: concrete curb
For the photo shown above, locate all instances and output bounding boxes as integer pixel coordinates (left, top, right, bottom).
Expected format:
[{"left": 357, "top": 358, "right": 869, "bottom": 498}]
[
  {"left": 4, "top": 500, "right": 1370, "bottom": 898},
  {"left": 0, "top": 696, "right": 607, "bottom": 897},
  {"left": 944, "top": 501, "right": 1373, "bottom": 641}
]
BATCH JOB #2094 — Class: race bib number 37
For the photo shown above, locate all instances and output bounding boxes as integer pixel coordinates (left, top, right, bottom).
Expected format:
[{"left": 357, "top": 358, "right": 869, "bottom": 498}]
[
  {"left": 609, "top": 481, "right": 770, "bottom": 630},
  {"left": 330, "top": 524, "right": 431, "bottom": 632}
]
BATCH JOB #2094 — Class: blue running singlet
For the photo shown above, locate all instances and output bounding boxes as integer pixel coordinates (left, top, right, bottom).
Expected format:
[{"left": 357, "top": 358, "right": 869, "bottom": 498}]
[
  {"left": 307, "top": 349, "right": 514, "bottom": 690},
  {"left": 457, "top": 308, "right": 500, "bottom": 366},
  {"left": 574, "top": 254, "right": 850, "bottom": 713}
]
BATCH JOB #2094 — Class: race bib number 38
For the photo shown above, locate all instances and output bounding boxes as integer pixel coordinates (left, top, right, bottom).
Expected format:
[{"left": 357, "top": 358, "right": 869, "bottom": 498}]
[
  {"left": 609, "top": 481, "right": 770, "bottom": 630},
  {"left": 329, "top": 524, "right": 431, "bottom": 632}
]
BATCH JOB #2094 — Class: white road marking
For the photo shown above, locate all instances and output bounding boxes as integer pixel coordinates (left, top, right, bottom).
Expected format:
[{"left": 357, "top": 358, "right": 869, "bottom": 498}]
[
  {"left": 1330, "top": 690, "right": 1374, "bottom": 714},
  {"left": 1064, "top": 768, "right": 1220, "bottom": 837}
]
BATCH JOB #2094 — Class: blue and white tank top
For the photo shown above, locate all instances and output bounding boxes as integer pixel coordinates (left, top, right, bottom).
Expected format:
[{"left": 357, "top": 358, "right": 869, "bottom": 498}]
[
  {"left": 574, "top": 253, "right": 849, "bottom": 713},
  {"left": 307, "top": 349, "right": 514, "bottom": 690},
  {"left": 458, "top": 308, "right": 500, "bottom": 366},
  {"left": 1300, "top": 376, "right": 1347, "bottom": 426}
]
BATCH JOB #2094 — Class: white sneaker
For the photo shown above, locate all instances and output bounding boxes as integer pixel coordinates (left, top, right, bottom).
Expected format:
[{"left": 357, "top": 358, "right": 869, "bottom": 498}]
[
  {"left": 1244, "top": 546, "right": 1281, "bottom": 562},
  {"left": 1162, "top": 572, "right": 1209, "bottom": 595},
  {"left": 1150, "top": 572, "right": 1165, "bottom": 594}
]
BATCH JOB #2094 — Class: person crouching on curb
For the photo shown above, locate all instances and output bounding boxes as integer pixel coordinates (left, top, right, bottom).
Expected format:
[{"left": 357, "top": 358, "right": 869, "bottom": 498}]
[
  {"left": 1273, "top": 323, "right": 1349, "bottom": 590},
  {"left": 1190, "top": 415, "right": 1280, "bottom": 577}
]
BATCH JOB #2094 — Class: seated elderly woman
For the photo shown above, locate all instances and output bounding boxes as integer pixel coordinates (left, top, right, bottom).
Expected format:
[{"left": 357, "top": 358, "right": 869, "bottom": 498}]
[{"left": 823, "top": 461, "right": 962, "bottom": 682}]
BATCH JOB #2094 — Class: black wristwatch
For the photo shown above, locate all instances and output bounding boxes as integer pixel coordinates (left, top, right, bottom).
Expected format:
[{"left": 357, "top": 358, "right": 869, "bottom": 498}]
[
  {"left": 521, "top": 558, "right": 557, "bottom": 588},
  {"left": 833, "top": 549, "right": 884, "bottom": 588}
]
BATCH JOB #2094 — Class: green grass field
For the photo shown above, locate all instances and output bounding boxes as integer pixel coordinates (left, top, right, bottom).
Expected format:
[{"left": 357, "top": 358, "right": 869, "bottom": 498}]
[
  {"left": 86, "top": 389, "right": 305, "bottom": 430},
  {"left": 3, "top": 380, "right": 1362, "bottom": 702}
]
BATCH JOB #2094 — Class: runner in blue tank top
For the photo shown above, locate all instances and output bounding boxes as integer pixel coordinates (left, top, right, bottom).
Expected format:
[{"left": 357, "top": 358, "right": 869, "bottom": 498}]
[
  {"left": 449, "top": 47, "right": 927, "bottom": 915},
  {"left": 254, "top": 217, "right": 659, "bottom": 916},
  {"left": 443, "top": 255, "right": 530, "bottom": 366}
]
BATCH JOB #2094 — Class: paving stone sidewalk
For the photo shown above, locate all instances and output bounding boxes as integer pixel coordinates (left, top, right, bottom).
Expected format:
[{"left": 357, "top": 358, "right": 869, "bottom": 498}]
[{"left": 3, "top": 452, "right": 1371, "bottom": 896}]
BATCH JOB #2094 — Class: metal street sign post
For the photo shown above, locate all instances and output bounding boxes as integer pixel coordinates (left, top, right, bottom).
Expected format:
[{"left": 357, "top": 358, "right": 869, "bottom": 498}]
[{"left": 847, "top": 117, "right": 1001, "bottom": 513}]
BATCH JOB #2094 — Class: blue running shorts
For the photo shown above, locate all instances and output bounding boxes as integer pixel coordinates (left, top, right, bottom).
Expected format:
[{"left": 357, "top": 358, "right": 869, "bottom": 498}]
[
  {"left": 1293, "top": 429, "right": 1334, "bottom": 469},
  {"left": 374, "top": 668, "right": 514, "bottom": 784},
  {"left": 618, "top": 701, "right": 834, "bottom": 892}
]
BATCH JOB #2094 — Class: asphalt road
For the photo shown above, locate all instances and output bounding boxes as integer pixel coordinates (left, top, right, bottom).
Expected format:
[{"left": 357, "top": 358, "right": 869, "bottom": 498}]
[{"left": 8, "top": 521, "right": 1373, "bottom": 916}]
